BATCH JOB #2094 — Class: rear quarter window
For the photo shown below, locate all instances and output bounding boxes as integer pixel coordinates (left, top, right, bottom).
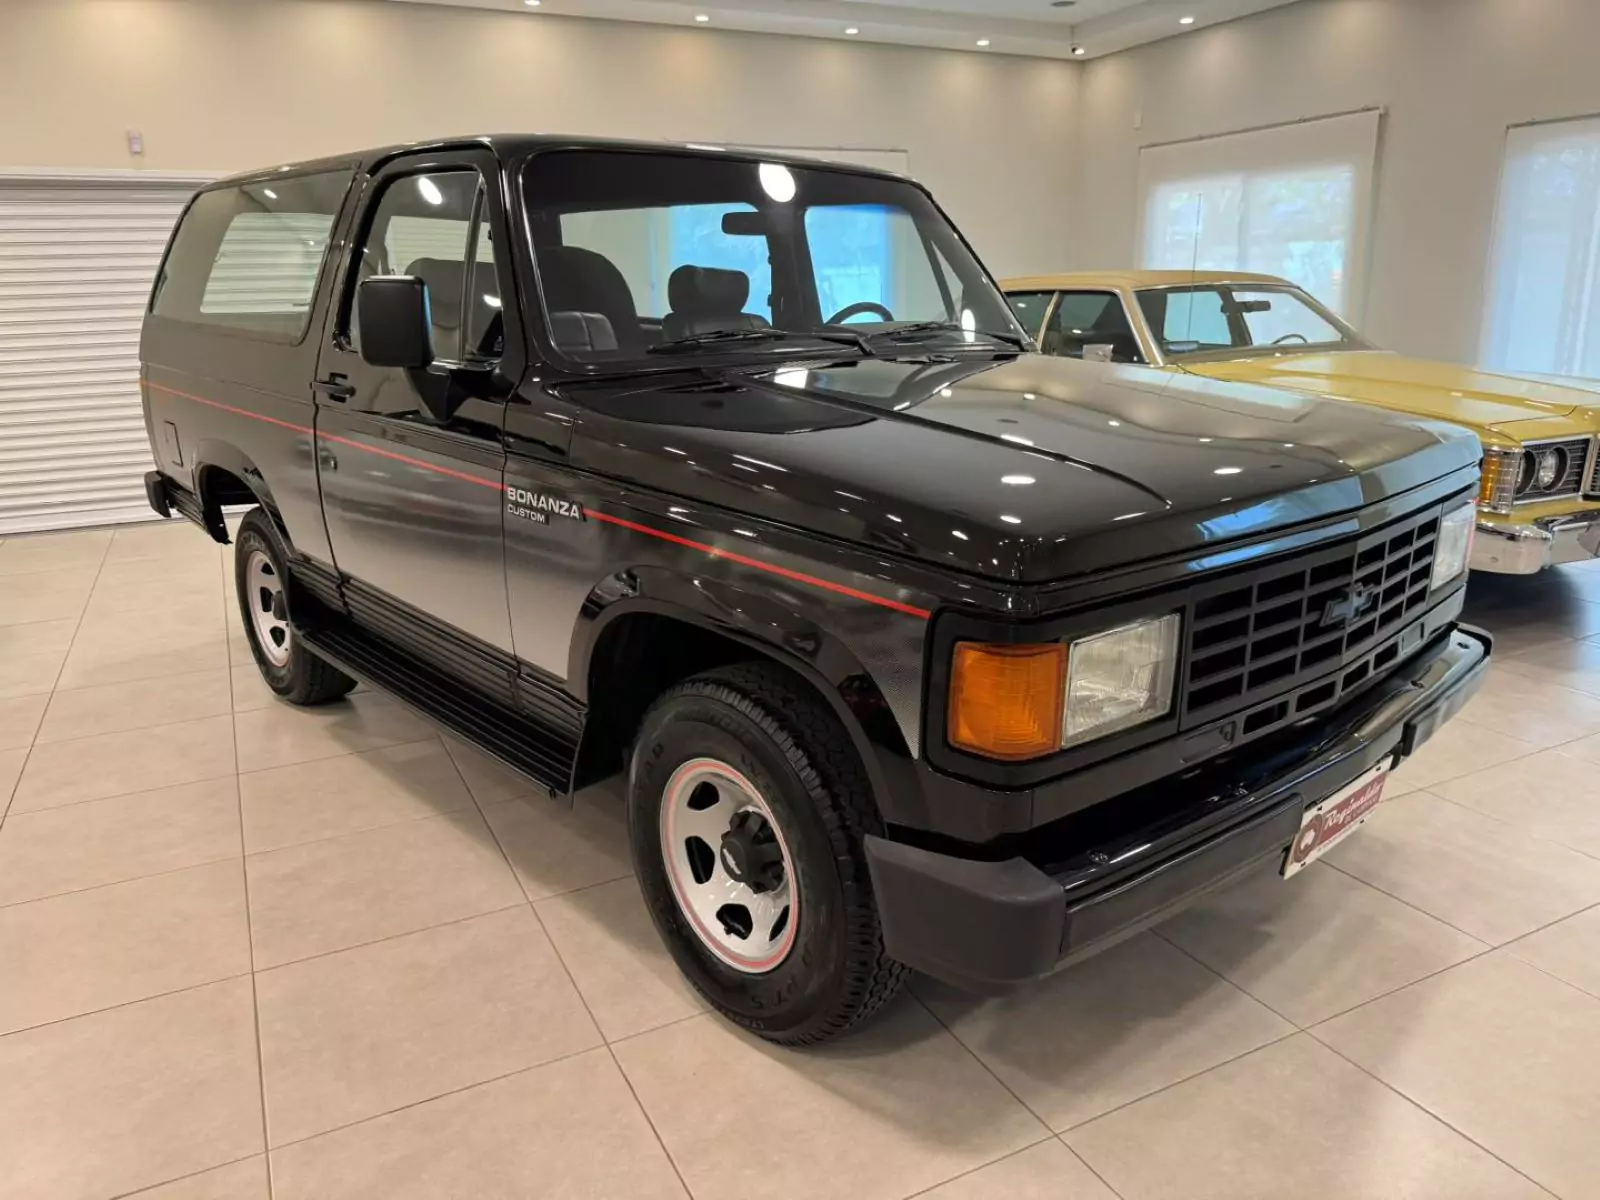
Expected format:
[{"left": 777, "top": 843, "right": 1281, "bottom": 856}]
[{"left": 151, "top": 169, "right": 352, "bottom": 340}]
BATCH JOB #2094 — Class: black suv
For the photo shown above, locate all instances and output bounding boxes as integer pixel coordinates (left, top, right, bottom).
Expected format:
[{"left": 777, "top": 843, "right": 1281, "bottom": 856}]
[{"left": 140, "top": 136, "right": 1489, "bottom": 1044}]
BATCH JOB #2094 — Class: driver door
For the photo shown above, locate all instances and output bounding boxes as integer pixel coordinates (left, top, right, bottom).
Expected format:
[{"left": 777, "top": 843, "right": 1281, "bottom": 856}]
[{"left": 315, "top": 150, "right": 521, "bottom": 683}]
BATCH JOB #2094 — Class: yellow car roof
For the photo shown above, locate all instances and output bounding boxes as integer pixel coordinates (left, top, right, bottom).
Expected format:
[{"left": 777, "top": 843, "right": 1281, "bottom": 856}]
[{"left": 1001, "top": 270, "right": 1294, "bottom": 291}]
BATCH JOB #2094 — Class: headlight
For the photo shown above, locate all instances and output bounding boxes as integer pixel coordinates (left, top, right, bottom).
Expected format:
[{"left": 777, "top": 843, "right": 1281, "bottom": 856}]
[
  {"left": 947, "top": 613, "right": 1182, "bottom": 760},
  {"left": 1478, "top": 447, "right": 1521, "bottom": 514},
  {"left": 1063, "top": 613, "right": 1182, "bottom": 748},
  {"left": 1431, "top": 504, "right": 1475, "bottom": 589}
]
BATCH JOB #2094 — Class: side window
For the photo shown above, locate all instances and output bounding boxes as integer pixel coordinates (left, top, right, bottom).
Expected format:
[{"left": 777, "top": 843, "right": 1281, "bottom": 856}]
[
  {"left": 348, "top": 171, "right": 503, "bottom": 363},
  {"left": 1143, "top": 289, "right": 1233, "bottom": 351},
  {"left": 1043, "top": 292, "right": 1144, "bottom": 363},
  {"left": 151, "top": 170, "right": 351, "bottom": 339},
  {"left": 1006, "top": 292, "right": 1053, "bottom": 340}
]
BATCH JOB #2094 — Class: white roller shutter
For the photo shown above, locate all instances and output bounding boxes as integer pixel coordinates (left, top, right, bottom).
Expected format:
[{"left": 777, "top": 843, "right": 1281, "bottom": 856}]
[{"left": 0, "top": 175, "right": 201, "bottom": 534}]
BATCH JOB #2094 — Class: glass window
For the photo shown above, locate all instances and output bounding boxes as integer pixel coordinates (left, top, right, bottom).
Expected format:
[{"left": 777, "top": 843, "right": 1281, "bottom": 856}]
[
  {"left": 151, "top": 170, "right": 351, "bottom": 339},
  {"left": 524, "top": 150, "right": 1022, "bottom": 361},
  {"left": 1137, "top": 285, "right": 1364, "bottom": 359},
  {"left": 1144, "top": 165, "right": 1356, "bottom": 314},
  {"left": 348, "top": 171, "right": 503, "bottom": 363},
  {"left": 1006, "top": 291, "right": 1053, "bottom": 339},
  {"left": 1040, "top": 292, "right": 1144, "bottom": 363},
  {"left": 1483, "top": 116, "right": 1600, "bottom": 379}
]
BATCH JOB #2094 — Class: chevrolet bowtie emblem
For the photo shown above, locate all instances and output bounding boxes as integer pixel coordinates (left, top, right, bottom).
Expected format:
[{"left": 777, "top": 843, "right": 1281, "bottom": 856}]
[{"left": 1320, "top": 582, "right": 1379, "bottom": 630}]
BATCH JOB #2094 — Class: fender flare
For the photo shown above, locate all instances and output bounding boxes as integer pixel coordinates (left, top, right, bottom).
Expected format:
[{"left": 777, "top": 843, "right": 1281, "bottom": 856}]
[
  {"left": 571, "top": 567, "right": 923, "bottom": 826},
  {"left": 191, "top": 438, "right": 285, "bottom": 543}
]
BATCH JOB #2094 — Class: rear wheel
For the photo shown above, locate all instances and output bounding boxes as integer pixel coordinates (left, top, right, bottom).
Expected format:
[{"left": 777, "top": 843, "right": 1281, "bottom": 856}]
[
  {"left": 234, "top": 508, "right": 355, "bottom": 706},
  {"left": 628, "top": 662, "right": 906, "bottom": 1045}
]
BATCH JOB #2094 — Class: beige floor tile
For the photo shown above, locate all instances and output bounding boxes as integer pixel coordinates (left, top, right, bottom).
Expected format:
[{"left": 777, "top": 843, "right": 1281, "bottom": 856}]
[
  {"left": 0, "top": 692, "right": 47, "bottom": 750},
  {"left": 1502, "top": 637, "right": 1600, "bottom": 698},
  {"left": 0, "top": 977, "right": 263, "bottom": 1200},
  {"left": 919, "top": 933, "right": 1292, "bottom": 1132},
  {"left": 917, "top": 1140, "right": 1118, "bottom": 1200},
  {"left": 535, "top": 876, "right": 707, "bottom": 1041},
  {"left": 0, "top": 616, "right": 79, "bottom": 660},
  {"left": 246, "top": 809, "right": 524, "bottom": 968},
  {"left": 1066, "top": 1034, "right": 1548, "bottom": 1200},
  {"left": 482, "top": 790, "right": 633, "bottom": 901},
  {"left": 87, "top": 557, "right": 224, "bottom": 616},
  {"left": 56, "top": 620, "right": 229, "bottom": 688},
  {"left": 0, "top": 747, "right": 26, "bottom": 818},
  {"left": 0, "top": 528, "right": 110, "bottom": 575},
  {"left": 443, "top": 736, "right": 538, "bottom": 804},
  {"left": 229, "top": 629, "right": 255, "bottom": 668},
  {"left": 1385, "top": 718, "right": 1540, "bottom": 790},
  {"left": 1433, "top": 746, "right": 1600, "bottom": 858},
  {"left": 0, "top": 777, "right": 240, "bottom": 905},
  {"left": 107, "top": 520, "right": 226, "bottom": 564},
  {"left": 233, "top": 695, "right": 437, "bottom": 773},
  {"left": 1160, "top": 863, "right": 1487, "bottom": 1026},
  {"left": 36, "top": 669, "right": 233, "bottom": 744},
  {"left": 0, "top": 646, "right": 68, "bottom": 700},
  {"left": 10, "top": 714, "right": 236, "bottom": 813},
  {"left": 270, "top": 1048, "right": 686, "bottom": 1200},
  {"left": 1455, "top": 664, "right": 1600, "bottom": 747},
  {"left": 615, "top": 1003, "right": 1046, "bottom": 1200},
  {"left": 0, "top": 859, "right": 251, "bottom": 1034},
  {"left": 1317, "top": 952, "right": 1600, "bottom": 1199},
  {"left": 123, "top": 1156, "right": 268, "bottom": 1199},
  {"left": 0, "top": 567, "right": 95, "bottom": 626},
  {"left": 257, "top": 906, "right": 599, "bottom": 1145},
  {"left": 1508, "top": 904, "right": 1600, "bottom": 1000},
  {"left": 1325, "top": 791, "right": 1600, "bottom": 944},
  {"left": 240, "top": 738, "right": 472, "bottom": 853}
]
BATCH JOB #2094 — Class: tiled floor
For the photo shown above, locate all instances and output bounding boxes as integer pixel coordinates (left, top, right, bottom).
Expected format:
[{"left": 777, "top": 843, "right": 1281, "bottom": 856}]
[{"left": 3, "top": 520, "right": 1600, "bottom": 1200}]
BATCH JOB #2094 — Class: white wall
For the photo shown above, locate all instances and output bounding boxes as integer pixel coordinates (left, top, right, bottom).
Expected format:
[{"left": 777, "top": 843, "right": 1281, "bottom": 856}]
[
  {"left": 0, "top": 0, "right": 1077, "bottom": 279},
  {"left": 1066, "top": 0, "right": 1600, "bottom": 365}
]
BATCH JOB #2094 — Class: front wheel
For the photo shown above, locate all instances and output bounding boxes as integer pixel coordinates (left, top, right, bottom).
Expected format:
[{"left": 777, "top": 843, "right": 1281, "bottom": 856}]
[
  {"left": 628, "top": 662, "right": 906, "bottom": 1045},
  {"left": 234, "top": 508, "right": 356, "bottom": 706}
]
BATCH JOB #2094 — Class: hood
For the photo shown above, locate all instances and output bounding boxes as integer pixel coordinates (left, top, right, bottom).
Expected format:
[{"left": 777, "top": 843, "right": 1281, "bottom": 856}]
[
  {"left": 560, "top": 353, "right": 1478, "bottom": 585},
  {"left": 1190, "top": 351, "right": 1600, "bottom": 440}
]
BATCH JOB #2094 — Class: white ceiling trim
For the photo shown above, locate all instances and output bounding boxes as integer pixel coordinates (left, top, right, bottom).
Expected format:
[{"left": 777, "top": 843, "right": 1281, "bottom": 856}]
[{"left": 384, "top": 0, "right": 1308, "bottom": 60}]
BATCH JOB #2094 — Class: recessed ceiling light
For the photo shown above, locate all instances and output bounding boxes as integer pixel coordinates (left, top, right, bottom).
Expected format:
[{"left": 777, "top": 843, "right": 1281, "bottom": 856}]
[
  {"left": 845, "top": 26, "right": 859, "bottom": 35},
  {"left": 694, "top": 13, "right": 710, "bottom": 22},
  {"left": 1179, "top": 14, "right": 1195, "bottom": 24},
  {"left": 976, "top": 38, "right": 991, "bottom": 47},
  {"left": 524, "top": 0, "right": 540, "bottom": 6},
  {"left": 1072, "top": 45, "right": 1086, "bottom": 55}
]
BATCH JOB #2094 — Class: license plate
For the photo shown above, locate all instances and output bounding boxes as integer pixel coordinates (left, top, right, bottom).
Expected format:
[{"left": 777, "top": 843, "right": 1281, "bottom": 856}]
[{"left": 1283, "top": 762, "right": 1390, "bottom": 879}]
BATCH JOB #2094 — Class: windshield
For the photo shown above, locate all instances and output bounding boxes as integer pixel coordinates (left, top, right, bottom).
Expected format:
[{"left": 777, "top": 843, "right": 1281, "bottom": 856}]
[
  {"left": 1135, "top": 284, "right": 1371, "bottom": 361},
  {"left": 522, "top": 150, "right": 1027, "bottom": 362}
]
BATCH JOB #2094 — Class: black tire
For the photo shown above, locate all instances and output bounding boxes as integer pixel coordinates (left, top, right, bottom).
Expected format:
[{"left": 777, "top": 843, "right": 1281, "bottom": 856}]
[
  {"left": 234, "top": 508, "right": 356, "bottom": 706},
  {"left": 628, "top": 661, "right": 907, "bottom": 1045}
]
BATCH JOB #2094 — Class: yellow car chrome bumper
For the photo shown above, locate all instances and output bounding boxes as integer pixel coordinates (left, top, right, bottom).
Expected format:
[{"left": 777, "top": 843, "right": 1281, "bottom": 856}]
[{"left": 1472, "top": 511, "right": 1600, "bottom": 574}]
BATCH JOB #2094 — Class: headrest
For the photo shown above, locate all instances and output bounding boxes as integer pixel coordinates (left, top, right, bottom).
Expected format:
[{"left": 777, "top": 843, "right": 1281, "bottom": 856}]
[
  {"left": 549, "top": 311, "right": 618, "bottom": 353},
  {"left": 669, "top": 265, "right": 750, "bottom": 318},
  {"left": 405, "top": 257, "right": 499, "bottom": 335}
]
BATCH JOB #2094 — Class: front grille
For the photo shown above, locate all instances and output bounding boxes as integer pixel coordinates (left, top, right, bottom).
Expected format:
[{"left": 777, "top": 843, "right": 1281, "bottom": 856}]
[
  {"left": 1591, "top": 442, "right": 1600, "bottom": 497},
  {"left": 1518, "top": 437, "right": 1591, "bottom": 504},
  {"left": 1182, "top": 506, "right": 1441, "bottom": 725}
]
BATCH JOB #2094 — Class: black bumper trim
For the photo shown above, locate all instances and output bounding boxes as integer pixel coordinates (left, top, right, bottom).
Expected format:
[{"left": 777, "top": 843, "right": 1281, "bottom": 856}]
[{"left": 866, "top": 625, "right": 1491, "bottom": 990}]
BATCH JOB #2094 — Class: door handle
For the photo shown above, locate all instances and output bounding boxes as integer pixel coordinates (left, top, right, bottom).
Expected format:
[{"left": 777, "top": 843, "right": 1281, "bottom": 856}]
[{"left": 314, "top": 377, "right": 355, "bottom": 402}]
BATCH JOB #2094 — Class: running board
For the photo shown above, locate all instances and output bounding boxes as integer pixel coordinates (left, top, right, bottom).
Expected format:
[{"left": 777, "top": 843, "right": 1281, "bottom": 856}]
[{"left": 294, "top": 614, "right": 584, "bottom": 799}]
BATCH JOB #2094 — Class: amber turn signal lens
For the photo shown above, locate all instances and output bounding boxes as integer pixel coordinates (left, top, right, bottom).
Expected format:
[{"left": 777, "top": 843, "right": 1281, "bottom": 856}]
[{"left": 948, "top": 642, "right": 1067, "bottom": 761}]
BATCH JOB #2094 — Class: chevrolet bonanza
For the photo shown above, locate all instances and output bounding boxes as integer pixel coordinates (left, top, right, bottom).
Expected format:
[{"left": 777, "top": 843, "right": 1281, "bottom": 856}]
[{"left": 140, "top": 137, "right": 1490, "bottom": 1044}]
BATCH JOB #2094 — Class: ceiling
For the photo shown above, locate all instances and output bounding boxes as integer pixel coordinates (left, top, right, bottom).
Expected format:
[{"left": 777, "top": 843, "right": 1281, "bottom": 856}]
[{"left": 386, "top": 0, "right": 1310, "bottom": 59}]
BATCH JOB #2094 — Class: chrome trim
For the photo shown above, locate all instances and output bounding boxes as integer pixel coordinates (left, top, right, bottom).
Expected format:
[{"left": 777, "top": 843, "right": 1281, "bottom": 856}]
[
  {"left": 1508, "top": 435, "right": 1598, "bottom": 507},
  {"left": 1471, "top": 510, "right": 1600, "bottom": 574}
]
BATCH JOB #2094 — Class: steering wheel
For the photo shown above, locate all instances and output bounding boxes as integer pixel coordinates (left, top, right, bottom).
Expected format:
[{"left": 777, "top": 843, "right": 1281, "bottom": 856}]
[
  {"left": 826, "top": 301, "right": 895, "bottom": 325},
  {"left": 1271, "top": 332, "right": 1310, "bottom": 346}
]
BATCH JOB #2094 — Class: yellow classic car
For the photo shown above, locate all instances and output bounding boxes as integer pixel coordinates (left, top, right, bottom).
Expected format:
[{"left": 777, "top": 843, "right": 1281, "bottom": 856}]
[{"left": 1002, "top": 270, "right": 1600, "bottom": 574}]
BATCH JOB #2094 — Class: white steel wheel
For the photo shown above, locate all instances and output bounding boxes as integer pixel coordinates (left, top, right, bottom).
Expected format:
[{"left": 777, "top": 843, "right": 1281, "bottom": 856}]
[
  {"left": 244, "top": 548, "right": 291, "bottom": 667},
  {"left": 659, "top": 756, "right": 799, "bottom": 974}
]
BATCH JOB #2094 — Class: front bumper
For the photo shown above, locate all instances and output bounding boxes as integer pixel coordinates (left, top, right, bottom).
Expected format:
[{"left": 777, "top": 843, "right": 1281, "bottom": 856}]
[
  {"left": 864, "top": 625, "right": 1491, "bottom": 990},
  {"left": 1471, "top": 510, "right": 1600, "bottom": 574}
]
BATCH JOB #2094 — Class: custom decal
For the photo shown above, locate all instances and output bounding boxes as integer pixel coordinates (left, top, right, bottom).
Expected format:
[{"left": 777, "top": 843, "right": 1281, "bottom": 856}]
[{"left": 506, "top": 485, "right": 586, "bottom": 525}]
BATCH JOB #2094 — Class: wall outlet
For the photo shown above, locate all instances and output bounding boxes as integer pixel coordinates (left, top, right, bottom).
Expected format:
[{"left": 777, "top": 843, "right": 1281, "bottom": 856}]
[{"left": 127, "top": 129, "right": 144, "bottom": 156}]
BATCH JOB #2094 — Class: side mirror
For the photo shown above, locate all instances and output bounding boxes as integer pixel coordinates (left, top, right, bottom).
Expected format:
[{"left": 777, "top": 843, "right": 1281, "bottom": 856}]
[{"left": 357, "top": 276, "right": 434, "bottom": 369}]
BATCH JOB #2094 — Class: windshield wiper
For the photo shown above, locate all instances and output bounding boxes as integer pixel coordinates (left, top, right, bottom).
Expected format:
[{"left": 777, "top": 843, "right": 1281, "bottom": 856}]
[
  {"left": 648, "top": 328, "right": 876, "bottom": 356},
  {"left": 865, "top": 321, "right": 1029, "bottom": 351}
]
